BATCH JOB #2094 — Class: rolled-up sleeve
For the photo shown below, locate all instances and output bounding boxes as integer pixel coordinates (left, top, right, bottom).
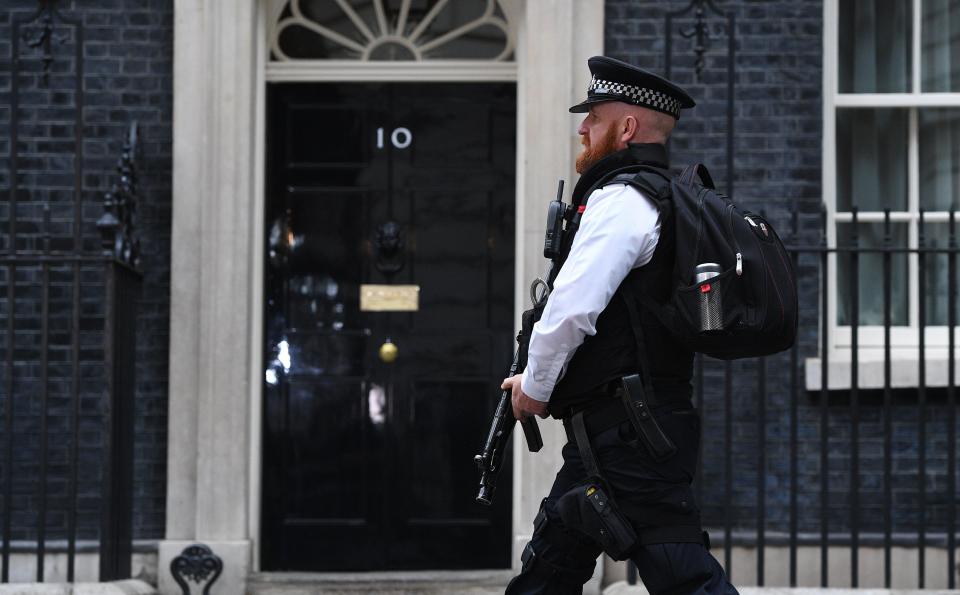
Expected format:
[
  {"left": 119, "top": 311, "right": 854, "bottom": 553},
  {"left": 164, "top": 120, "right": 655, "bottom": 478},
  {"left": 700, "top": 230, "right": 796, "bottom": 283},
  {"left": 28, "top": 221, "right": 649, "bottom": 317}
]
[{"left": 520, "top": 183, "right": 660, "bottom": 402}]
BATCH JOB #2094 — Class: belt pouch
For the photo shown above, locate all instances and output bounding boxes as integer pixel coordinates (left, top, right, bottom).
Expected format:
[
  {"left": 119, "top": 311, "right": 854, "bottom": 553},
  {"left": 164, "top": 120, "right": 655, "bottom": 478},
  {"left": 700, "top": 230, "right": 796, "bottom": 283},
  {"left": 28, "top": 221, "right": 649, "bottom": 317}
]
[
  {"left": 557, "top": 483, "right": 638, "bottom": 561},
  {"left": 621, "top": 374, "right": 677, "bottom": 462}
]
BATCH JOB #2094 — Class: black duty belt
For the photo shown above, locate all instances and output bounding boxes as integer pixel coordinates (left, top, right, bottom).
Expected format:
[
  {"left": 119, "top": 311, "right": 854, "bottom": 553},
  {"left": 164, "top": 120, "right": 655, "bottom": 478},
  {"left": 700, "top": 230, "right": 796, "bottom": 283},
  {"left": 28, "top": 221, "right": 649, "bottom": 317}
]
[
  {"left": 562, "top": 394, "right": 628, "bottom": 442},
  {"left": 562, "top": 384, "right": 691, "bottom": 445}
]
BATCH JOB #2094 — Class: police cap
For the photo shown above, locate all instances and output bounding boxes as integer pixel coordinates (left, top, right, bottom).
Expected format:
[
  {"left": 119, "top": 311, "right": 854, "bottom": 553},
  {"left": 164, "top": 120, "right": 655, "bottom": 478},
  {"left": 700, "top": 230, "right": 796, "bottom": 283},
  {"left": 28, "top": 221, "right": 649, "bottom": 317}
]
[{"left": 569, "top": 56, "right": 696, "bottom": 120}]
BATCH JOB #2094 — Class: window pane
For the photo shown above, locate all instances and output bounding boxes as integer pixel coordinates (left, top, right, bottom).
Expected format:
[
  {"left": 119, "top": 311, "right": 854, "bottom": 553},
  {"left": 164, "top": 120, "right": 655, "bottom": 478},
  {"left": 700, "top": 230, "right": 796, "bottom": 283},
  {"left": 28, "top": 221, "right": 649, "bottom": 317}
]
[
  {"left": 922, "top": 0, "right": 960, "bottom": 91},
  {"left": 924, "top": 222, "right": 960, "bottom": 325},
  {"left": 839, "top": 0, "right": 912, "bottom": 93},
  {"left": 837, "top": 223, "right": 909, "bottom": 326},
  {"left": 275, "top": 1, "right": 370, "bottom": 59},
  {"left": 414, "top": 3, "right": 513, "bottom": 60},
  {"left": 836, "top": 109, "right": 909, "bottom": 212},
  {"left": 274, "top": 0, "right": 513, "bottom": 61},
  {"left": 920, "top": 109, "right": 960, "bottom": 211}
]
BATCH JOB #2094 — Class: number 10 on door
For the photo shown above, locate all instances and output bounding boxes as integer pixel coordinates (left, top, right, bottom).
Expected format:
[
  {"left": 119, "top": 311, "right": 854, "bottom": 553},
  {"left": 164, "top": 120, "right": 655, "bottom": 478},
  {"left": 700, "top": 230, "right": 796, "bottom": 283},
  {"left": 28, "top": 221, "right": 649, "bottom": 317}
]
[{"left": 376, "top": 127, "right": 412, "bottom": 150}]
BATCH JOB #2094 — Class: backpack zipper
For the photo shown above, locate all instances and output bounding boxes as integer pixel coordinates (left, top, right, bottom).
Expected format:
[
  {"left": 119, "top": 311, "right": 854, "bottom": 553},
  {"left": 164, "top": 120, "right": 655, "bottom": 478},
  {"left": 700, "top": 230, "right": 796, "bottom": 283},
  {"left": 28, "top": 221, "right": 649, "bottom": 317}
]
[
  {"left": 726, "top": 204, "right": 743, "bottom": 276},
  {"left": 693, "top": 187, "right": 709, "bottom": 263}
]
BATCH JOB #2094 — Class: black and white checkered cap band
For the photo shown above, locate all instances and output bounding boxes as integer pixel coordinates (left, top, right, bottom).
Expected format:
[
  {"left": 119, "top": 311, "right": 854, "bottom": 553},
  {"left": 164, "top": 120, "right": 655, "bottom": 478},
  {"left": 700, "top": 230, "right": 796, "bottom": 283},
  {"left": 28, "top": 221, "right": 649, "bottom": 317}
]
[{"left": 588, "top": 76, "right": 682, "bottom": 118}]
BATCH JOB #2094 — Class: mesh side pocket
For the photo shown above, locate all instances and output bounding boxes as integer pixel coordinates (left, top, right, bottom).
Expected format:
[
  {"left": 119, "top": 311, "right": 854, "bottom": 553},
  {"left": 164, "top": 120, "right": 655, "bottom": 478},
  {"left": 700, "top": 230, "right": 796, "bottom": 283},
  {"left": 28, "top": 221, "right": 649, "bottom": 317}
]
[{"left": 698, "top": 286, "right": 723, "bottom": 332}]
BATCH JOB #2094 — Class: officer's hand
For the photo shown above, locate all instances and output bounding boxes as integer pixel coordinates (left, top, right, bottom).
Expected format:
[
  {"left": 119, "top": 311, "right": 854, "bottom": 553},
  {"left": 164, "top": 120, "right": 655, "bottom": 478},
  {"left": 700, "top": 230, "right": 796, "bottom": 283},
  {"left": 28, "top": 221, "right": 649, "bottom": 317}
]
[{"left": 501, "top": 374, "right": 549, "bottom": 420}]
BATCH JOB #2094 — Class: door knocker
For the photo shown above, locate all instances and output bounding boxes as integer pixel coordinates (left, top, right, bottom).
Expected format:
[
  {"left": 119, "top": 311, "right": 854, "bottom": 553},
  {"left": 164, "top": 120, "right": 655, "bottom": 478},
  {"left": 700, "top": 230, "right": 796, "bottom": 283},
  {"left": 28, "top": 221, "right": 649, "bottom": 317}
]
[{"left": 374, "top": 220, "right": 406, "bottom": 277}]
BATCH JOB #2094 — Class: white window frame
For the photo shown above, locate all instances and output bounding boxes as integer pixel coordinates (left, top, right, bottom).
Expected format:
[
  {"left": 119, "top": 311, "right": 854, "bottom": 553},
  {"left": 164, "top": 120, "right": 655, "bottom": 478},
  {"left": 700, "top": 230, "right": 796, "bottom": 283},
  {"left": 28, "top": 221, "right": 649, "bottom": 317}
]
[{"left": 814, "top": 0, "right": 960, "bottom": 389}]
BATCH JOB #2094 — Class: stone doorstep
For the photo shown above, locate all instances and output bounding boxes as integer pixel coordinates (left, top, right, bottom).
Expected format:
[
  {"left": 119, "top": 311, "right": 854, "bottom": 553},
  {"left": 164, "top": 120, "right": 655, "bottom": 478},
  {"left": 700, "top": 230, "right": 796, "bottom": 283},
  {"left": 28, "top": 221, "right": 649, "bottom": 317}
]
[
  {"left": 604, "top": 584, "right": 960, "bottom": 595},
  {"left": 247, "top": 570, "right": 514, "bottom": 594},
  {"left": 0, "top": 579, "right": 156, "bottom": 595}
]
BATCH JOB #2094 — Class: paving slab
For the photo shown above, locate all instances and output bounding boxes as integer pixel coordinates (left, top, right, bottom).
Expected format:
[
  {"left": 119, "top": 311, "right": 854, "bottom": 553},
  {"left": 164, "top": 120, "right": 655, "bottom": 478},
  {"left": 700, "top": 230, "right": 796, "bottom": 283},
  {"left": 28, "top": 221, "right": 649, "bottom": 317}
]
[{"left": 247, "top": 570, "right": 513, "bottom": 595}]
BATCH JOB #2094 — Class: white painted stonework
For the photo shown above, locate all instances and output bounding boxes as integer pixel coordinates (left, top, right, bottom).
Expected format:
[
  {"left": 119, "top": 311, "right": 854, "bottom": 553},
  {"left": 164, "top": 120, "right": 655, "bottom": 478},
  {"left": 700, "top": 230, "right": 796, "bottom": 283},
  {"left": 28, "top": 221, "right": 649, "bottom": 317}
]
[
  {"left": 806, "top": 353, "right": 960, "bottom": 390},
  {"left": 509, "top": 1, "right": 605, "bottom": 591},
  {"left": 604, "top": 544, "right": 960, "bottom": 590},
  {"left": 0, "top": 580, "right": 155, "bottom": 595},
  {"left": 165, "top": 0, "right": 605, "bottom": 593},
  {"left": 0, "top": 548, "right": 156, "bottom": 586},
  {"left": 165, "top": 0, "right": 261, "bottom": 593}
]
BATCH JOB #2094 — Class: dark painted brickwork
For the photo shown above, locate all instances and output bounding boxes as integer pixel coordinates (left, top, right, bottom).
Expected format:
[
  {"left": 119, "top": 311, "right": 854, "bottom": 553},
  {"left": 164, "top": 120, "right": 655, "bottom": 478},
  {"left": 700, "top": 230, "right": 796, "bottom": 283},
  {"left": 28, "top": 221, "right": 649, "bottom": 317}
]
[
  {"left": 0, "top": 0, "right": 171, "bottom": 541},
  {"left": 605, "top": 0, "right": 959, "bottom": 540}
]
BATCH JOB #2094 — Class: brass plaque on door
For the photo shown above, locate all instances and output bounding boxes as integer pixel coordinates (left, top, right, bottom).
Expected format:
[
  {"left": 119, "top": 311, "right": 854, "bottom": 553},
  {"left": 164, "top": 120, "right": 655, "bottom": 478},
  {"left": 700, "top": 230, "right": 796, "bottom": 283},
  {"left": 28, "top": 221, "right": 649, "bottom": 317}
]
[{"left": 360, "top": 284, "right": 420, "bottom": 312}]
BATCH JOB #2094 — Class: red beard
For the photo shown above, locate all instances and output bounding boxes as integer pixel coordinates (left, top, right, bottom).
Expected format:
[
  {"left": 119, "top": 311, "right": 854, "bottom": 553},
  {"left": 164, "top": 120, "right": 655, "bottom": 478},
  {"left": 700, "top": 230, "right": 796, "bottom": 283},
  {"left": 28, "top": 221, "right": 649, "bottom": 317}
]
[{"left": 575, "top": 125, "right": 622, "bottom": 174}]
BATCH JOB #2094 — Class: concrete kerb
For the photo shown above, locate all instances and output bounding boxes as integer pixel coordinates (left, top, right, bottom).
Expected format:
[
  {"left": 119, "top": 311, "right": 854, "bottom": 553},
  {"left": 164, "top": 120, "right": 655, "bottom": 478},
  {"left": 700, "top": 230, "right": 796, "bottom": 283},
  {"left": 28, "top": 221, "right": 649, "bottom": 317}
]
[
  {"left": 0, "top": 580, "right": 156, "bottom": 595},
  {"left": 604, "top": 585, "right": 960, "bottom": 595}
]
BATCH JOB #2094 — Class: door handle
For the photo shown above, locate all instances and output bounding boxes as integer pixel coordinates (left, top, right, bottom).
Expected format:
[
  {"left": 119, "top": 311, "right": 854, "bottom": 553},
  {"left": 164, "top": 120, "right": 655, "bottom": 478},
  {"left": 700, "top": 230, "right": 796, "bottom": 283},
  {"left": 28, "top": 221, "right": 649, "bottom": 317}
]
[{"left": 379, "top": 338, "right": 398, "bottom": 363}]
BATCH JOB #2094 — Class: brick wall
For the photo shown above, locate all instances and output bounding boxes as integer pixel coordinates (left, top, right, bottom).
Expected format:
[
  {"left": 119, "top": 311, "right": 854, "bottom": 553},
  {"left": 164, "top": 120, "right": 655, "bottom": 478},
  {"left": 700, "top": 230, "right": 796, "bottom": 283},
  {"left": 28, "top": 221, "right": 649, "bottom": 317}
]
[
  {"left": 0, "top": 0, "right": 172, "bottom": 542},
  {"left": 605, "top": 0, "right": 958, "bottom": 540}
]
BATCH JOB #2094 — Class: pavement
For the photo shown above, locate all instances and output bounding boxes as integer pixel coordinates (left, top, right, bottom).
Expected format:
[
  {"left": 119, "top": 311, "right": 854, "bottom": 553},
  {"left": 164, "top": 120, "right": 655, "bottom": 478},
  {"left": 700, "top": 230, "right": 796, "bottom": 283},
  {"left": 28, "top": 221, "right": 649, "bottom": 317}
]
[{"left": 604, "top": 584, "right": 960, "bottom": 595}]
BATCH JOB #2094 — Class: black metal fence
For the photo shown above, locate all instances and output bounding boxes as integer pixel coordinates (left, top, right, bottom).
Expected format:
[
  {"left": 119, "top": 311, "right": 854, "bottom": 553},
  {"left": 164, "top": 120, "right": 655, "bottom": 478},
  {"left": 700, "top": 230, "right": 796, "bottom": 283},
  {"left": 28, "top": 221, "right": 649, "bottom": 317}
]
[
  {"left": 1, "top": 2, "right": 142, "bottom": 582},
  {"left": 625, "top": 207, "right": 959, "bottom": 588},
  {"left": 632, "top": 0, "right": 960, "bottom": 588},
  {"left": 0, "top": 252, "right": 140, "bottom": 583}
]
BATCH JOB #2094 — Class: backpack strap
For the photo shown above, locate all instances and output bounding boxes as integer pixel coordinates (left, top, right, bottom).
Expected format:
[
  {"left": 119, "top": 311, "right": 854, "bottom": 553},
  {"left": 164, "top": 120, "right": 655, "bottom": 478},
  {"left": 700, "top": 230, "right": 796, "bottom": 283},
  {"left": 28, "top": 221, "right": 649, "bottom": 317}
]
[
  {"left": 679, "top": 162, "right": 715, "bottom": 189},
  {"left": 578, "top": 164, "right": 672, "bottom": 212},
  {"left": 608, "top": 166, "right": 671, "bottom": 195},
  {"left": 612, "top": 167, "right": 680, "bottom": 335},
  {"left": 620, "top": 290, "right": 655, "bottom": 403},
  {"left": 609, "top": 168, "right": 674, "bottom": 222},
  {"left": 616, "top": 167, "right": 678, "bottom": 408},
  {"left": 577, "top": 165, "right": 654, "bottom": 203},
  {"left": 550, "top": 165, "right": 667, "bottom": 287}
]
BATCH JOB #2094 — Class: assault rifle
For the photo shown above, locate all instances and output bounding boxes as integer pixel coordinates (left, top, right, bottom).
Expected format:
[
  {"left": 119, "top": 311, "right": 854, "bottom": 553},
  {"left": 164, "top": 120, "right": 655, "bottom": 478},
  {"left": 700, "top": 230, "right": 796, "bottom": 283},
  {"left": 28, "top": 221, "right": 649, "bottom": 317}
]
[
  {"left": 474, "top": 343, "right": 543, "bottom": 506},
  {"left": 475, "top": 180, "right": 569, "bottom": 506}
]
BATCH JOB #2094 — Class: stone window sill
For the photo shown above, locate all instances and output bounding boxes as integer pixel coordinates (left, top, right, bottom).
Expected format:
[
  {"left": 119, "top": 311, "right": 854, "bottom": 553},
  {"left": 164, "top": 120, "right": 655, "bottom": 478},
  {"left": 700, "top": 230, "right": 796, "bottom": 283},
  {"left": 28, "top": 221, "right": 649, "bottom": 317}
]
[{"left": 805, "top": 353, "right": 960, "bottom": 391}]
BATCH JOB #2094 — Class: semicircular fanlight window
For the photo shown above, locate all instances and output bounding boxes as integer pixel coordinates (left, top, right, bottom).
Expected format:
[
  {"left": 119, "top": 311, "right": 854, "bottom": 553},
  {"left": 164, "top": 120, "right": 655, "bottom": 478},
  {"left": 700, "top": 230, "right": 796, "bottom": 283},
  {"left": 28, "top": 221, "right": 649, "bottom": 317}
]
[{"left": 272, "top": 0, "right": 514, "bottom": 62}]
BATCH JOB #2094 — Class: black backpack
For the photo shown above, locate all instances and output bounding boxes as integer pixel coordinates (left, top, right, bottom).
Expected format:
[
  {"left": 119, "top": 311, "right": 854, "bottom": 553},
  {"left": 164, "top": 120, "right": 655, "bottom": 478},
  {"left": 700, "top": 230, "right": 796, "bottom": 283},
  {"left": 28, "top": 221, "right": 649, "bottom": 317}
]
[{"left": 608, "top": 163, "right": 798, "bottom": 360}]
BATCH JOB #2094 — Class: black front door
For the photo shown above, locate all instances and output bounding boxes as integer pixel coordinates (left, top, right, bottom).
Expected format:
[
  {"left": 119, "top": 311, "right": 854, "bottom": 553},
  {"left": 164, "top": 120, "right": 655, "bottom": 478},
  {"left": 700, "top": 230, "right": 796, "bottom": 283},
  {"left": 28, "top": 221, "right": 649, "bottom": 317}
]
[{"left": 261, "top": 83, "right": 516, "bottom": 571}]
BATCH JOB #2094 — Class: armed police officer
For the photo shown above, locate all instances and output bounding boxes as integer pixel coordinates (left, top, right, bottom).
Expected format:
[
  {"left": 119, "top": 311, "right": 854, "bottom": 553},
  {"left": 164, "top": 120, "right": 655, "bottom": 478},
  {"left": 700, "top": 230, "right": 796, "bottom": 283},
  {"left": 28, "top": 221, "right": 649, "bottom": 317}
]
[{"left": 500, "top": 56, "right": 739, "bottom": 594}]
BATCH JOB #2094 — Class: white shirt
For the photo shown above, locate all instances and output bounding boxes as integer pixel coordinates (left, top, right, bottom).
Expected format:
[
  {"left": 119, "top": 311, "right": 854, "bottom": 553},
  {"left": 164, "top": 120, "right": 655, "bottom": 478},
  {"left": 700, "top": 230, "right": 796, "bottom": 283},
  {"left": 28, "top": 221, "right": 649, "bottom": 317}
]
[{"left": 520, "top": 183, "right": 661, "bottom": 402}]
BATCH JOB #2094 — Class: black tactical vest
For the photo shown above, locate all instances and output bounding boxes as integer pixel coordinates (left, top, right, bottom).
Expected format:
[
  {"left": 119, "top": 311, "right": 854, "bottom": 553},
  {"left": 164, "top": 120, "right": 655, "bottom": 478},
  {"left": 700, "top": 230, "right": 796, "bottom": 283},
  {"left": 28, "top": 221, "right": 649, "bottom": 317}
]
[{"left": 547, "top": 143, "right": 694, "bottom": 419}]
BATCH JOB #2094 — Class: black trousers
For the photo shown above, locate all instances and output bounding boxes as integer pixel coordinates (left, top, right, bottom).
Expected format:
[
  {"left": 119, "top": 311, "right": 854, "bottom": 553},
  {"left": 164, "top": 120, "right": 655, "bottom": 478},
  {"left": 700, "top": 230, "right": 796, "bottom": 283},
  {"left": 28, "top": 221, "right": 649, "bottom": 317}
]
[{"left": 505, "top": 404, "right": 738, "bottom": 595}]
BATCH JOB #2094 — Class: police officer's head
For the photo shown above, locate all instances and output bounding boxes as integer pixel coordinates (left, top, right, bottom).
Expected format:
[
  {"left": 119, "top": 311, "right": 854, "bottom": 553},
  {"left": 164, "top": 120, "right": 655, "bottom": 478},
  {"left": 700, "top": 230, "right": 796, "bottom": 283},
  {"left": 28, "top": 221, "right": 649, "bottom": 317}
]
[{"left": 570, "top": 56, "right": 695, "bottom": 173}]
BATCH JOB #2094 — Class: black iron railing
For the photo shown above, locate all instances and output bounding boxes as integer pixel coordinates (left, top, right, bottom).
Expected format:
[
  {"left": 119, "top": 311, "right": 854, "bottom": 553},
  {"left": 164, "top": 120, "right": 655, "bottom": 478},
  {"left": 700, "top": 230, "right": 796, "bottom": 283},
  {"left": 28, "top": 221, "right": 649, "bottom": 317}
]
[
  {"left": 0, "top": 128, "right": 142, "bottom": 582},
  {"left": 642, "top": 0, "right": 958, "bottom": 587},
  {"left": 1, "top": 1, "right": 141, "bottom": 582},
  {"left": 626, "top": 206, "right": 959, "bottom": 589}
]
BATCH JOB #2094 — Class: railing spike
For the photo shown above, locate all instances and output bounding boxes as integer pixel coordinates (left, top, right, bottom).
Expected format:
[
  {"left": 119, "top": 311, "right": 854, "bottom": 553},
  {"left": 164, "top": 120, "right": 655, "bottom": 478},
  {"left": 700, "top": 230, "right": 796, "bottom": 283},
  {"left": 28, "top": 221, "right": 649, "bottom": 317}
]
[{"left": 96, "top": 121, "right": 140, "bottom": 268}]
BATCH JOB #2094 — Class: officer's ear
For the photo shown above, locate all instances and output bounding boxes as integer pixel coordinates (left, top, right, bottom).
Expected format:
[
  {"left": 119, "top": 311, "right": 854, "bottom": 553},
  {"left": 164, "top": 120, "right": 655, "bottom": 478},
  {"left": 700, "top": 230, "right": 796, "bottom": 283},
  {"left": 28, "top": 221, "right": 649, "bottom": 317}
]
[{"left": 620, "top": 115, "right": 639, "bottom": 145}]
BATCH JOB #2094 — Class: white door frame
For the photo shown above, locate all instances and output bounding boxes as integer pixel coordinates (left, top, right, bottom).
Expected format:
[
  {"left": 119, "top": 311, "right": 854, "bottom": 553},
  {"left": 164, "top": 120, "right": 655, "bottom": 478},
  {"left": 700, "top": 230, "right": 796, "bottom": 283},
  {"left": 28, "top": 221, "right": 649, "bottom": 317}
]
[{"left": 163, "top": 1, "right": 603, "bottom": 591}]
